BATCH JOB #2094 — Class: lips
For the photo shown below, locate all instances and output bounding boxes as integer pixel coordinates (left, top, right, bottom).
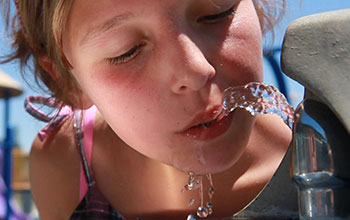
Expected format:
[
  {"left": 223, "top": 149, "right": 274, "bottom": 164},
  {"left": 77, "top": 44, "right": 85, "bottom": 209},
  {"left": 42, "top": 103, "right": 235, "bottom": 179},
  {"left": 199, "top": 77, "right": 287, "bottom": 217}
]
[{"left": 179, "top": 107, "right": 233, "bottom": 141}]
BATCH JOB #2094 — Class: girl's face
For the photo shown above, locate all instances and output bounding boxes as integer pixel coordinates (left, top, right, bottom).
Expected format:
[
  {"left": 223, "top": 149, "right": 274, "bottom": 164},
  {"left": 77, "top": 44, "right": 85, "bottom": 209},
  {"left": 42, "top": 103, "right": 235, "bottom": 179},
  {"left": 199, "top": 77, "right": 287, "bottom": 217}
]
[{"left": 63, "top": 0, "right": 263, "bottom": 174}]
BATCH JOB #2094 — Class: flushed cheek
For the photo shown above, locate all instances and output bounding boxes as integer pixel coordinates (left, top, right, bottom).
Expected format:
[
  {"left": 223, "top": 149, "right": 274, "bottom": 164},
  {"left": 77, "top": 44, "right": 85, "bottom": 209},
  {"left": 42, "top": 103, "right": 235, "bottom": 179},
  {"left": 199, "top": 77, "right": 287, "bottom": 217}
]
[
  {"left": 99, "top": 94, "right": 174, "bottom": 160},
  {"left": 70, "top": 68, "right": 175, "bottom": 162},
  {"left": 94, "top": 77, "right": 175, "bottom": 145},
  {"left": 80, "top": 65, "right": 187, "bottom": 147}
]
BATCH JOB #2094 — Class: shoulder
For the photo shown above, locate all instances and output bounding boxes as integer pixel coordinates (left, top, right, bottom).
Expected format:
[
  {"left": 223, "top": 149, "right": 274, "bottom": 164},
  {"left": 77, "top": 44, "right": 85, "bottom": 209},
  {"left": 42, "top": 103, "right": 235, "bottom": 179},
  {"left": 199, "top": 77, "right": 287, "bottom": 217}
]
[
  {"left": 30, "top": 116, "right": 81, "bottom": 220},
  {"left": 30, "top": 115, "right": 78, "bottom": 167}
]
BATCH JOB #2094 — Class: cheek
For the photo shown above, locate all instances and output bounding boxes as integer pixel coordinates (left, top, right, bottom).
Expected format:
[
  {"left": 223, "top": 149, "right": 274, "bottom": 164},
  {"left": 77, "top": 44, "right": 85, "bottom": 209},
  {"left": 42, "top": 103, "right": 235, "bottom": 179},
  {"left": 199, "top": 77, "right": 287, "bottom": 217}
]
[
  {"left": 219, "top": 28, "right": 263, "bottom": 84},
  {"left": 84, "top": 69, "right": 170, "bottom": 144},
  {"left": 217, "top": 4, "right": 263, "bottom": 84}
]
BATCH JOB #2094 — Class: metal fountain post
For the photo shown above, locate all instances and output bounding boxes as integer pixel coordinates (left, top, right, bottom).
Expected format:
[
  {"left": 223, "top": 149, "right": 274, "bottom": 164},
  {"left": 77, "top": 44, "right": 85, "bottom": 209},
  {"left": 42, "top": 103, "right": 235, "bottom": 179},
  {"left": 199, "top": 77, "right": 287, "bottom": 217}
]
[{"left": 281, "top": 9, "right": 350, "bottom": 219}]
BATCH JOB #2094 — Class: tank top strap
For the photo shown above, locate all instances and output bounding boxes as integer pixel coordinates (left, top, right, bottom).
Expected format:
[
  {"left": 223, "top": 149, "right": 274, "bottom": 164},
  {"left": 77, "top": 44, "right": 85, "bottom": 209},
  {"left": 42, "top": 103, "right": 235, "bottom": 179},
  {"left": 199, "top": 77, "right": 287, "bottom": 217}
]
[
  {"left": 77, "top": 105, "right": 97, "bottom": 200},
  {"left": 25, "top": 96, "right": 57, "bottom": 122},
  {"left": 24, "top": 96, "right": 72, "bottom": 141},
  {"left": 73, "top": 109, "right": 95, "bottom": 190}
]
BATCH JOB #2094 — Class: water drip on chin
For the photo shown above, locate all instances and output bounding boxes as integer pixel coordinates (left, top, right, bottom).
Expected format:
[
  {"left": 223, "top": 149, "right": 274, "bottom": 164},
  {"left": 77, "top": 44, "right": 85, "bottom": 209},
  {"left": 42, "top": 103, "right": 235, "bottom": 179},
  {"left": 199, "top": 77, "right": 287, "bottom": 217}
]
[{"left": 196, "top": 146, "right": 207, "bottom": 166}]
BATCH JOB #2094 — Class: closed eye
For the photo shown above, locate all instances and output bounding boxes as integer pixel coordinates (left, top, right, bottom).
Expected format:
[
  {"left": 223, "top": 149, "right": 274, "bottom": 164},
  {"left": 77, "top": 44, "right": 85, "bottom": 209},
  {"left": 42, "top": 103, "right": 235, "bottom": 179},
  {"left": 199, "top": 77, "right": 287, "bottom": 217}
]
[
  {"left": 107, "top": 42, "right": 146, "bottom": 65},
  {"left": 198, "top": 6, "right": 236, "bottom": 23}
]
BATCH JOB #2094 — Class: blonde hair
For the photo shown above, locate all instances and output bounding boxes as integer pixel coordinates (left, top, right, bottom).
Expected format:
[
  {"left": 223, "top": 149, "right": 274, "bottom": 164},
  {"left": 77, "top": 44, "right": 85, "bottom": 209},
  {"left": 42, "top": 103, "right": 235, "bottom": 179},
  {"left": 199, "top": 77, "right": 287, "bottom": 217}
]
[{"left": 1, "top": 0, "right": 286, "bottom": 108}]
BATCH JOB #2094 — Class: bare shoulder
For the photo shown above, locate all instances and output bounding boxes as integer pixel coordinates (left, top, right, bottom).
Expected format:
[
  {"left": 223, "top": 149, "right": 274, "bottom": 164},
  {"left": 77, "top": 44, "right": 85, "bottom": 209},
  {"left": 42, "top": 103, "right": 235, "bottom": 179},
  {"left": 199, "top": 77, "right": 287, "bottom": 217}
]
[{"left": 30, "top": 116, "right": 80, "bottom": 220}]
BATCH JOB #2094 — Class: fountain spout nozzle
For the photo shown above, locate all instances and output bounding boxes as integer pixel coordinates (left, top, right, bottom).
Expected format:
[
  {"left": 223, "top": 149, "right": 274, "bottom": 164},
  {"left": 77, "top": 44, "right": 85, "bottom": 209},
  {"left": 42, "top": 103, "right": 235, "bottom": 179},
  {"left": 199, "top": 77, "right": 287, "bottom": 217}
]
[{"left": 292, "top": 95, "right": 350, "bottom": 219}]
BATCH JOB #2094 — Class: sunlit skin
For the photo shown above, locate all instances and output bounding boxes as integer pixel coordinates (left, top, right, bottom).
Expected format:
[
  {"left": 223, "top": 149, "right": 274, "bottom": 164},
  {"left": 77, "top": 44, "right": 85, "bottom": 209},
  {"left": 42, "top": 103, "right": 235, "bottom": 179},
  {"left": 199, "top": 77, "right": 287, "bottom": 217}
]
[
  {"left": 64, "top": 0, "right": 262, "bottom": 173},
  {"left": 29, "top": 0, "right": 292, "bottom": 219}
]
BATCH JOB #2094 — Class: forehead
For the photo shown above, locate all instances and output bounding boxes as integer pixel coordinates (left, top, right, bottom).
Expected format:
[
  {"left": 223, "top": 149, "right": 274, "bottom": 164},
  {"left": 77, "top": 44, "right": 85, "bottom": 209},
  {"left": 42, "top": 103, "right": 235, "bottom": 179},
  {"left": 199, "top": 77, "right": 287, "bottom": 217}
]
[
  {"left": 62, "top": 0, "right": 260, "bottom": 53},
  {"left": 64, "top": 0, "right": 237, "bottom": 44},
  {"left": 65, "top": 0, "right": 247, "bottom": 29},
  {"left": 63, "top": 0, "right": 151, "bottom": 47}
]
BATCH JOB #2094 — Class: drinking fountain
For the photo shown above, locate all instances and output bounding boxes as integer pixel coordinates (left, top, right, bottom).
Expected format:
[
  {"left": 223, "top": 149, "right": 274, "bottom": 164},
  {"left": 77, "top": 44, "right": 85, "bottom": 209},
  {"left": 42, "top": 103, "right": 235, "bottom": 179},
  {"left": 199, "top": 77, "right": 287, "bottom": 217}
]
[
  {"left": 281, "top": 9, "right": 350, "bottom": 219},
  {"left": 228, "top": 9, "right": 350, "bottom": 220}
]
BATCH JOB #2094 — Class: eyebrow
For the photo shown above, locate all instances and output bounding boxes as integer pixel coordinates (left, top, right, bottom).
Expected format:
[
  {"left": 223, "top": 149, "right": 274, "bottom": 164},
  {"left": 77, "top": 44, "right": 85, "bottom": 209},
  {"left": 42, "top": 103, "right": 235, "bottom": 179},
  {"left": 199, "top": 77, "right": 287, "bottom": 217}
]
[{"left": 79, "top": 13, "right": 133, "bottom": 47}]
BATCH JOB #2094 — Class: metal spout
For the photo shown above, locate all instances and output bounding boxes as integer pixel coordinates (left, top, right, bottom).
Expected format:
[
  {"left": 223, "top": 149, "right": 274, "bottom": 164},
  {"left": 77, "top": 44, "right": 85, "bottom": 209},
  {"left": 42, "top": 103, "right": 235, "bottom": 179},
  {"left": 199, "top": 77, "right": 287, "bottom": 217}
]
[{"left": 292, "top": 98, "right": 350, "bottom": 219}]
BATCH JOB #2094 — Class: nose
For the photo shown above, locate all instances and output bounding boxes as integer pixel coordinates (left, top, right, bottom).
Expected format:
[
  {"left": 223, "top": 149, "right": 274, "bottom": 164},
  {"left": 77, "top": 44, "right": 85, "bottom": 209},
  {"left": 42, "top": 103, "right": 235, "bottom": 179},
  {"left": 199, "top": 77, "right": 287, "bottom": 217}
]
[{"left": 170, "top": 33, "right": 215, "bottom": 94}]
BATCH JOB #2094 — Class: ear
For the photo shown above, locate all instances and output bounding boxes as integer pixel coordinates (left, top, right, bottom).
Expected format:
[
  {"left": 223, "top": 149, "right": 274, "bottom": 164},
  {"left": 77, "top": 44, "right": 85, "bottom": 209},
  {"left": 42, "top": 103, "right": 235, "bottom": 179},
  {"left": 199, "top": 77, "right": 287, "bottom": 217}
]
[{"left": 38, "top": 55, "right": 94, "bottom": 109}]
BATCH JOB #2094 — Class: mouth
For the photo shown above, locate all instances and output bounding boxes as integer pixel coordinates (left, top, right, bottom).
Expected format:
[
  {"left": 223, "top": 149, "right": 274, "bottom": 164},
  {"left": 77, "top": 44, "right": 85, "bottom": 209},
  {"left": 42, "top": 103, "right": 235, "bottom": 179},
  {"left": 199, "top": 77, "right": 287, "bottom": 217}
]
[
  {"left": 197, "top": 119, "right": 217, "bottom": 128},
  {"left": 191, "top": 109, "right": 226, "bottom": 128},
  {"left": 179, "top": 107, "right": 232, "bottom": 141}
]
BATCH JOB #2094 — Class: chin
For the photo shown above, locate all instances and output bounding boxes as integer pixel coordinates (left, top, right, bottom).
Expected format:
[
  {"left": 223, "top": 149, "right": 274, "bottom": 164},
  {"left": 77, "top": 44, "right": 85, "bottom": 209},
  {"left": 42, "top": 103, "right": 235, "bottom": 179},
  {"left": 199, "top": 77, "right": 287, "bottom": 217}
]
[
  {"left": 169, "top": 141, "right": 248, "bottom": 175},
  {"left": 172, "top": 156, "right": 241, "bottom": 175}
]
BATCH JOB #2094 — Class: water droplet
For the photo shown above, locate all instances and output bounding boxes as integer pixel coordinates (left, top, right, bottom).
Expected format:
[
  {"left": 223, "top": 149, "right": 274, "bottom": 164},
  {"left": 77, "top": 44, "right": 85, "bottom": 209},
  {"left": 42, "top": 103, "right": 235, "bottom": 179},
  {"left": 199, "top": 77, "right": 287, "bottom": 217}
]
[
  {"left": 208, "top": 207, "right": 213, "bottom": 215},
  {"left": 188, "top": 198, "right": 195, "bottom": 206},
  {"left": 187, "top": 214, "right": 197, "bottom": 220},
  {"left": 208, "top": 186, "right": 214, "bottom": 198},
  {"left": 206, "top": 201, "right": 212, "bottom": 208},
  {"left": 188, "top": 172, "right": 195, "bottom": 181},
  {"left": 197, "top": 206, "right": 209, "bottom": 218},
  {"left": 185, "top": 180, "right": 200, "bottom": 191},
  {"left": 185, "top": 183, "right": 194, "bottom": 191}
]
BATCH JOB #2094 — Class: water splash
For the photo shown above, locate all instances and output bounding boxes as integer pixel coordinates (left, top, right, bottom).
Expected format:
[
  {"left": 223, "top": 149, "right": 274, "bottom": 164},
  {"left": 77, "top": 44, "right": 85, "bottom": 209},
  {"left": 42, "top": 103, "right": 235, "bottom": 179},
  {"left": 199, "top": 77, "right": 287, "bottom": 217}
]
[
  {"left": 223, "top": 82, "right": 295, "bottom": 129},
  {"left": 184, "top": 172, "right": 214, "bottom": 218}
]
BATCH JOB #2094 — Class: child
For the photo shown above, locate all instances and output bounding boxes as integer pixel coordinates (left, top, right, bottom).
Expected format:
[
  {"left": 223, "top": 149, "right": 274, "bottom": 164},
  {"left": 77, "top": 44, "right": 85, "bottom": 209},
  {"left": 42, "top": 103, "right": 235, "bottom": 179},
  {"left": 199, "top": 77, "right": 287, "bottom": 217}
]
[{"left": 1, "top": 0, "right": 291, "bottom": 219}]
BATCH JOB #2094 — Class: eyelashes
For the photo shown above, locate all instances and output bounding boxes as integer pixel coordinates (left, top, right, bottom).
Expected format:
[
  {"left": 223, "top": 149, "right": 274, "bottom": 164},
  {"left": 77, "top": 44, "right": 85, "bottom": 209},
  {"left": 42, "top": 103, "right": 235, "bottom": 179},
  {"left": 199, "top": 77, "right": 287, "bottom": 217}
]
[
  {"left": 107, "top": 42, "right": 146, "bottom": 65},
  {"left": 198, "top": 6, "right": 236, "bottom": 23},
  {"left": 107, "top": 5, "right": 236, "bottom": 66}
]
